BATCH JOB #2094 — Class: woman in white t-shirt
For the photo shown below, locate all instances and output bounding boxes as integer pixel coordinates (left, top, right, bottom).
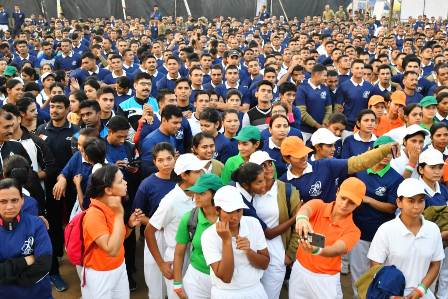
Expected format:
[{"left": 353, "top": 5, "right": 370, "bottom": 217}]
[
  {"left": 368, "top": 178, "right": 445, "bottom": 299},
  {"left": 145, "top": 153, "right": 207, "bottom": 299},
  {"left": 201, "top": 185, "right": 270, "bottom": 299}
]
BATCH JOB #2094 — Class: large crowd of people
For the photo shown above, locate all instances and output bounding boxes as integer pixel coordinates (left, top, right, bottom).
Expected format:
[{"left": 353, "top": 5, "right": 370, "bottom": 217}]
[{"left": 1, "top": 2, "right": 448, "bottom": 298}]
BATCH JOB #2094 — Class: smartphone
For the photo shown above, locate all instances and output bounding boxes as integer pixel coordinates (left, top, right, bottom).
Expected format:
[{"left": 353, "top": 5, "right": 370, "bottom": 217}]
[
  {"left": 306, "top": 232, "right": 325, "bottom": 248},
  {"left": 128, "top": 159, "right": 142, "bottom": 167}
]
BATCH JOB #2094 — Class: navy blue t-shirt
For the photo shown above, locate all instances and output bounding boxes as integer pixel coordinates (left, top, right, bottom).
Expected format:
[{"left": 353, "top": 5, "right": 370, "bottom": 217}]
[
  {"left": 425, "top": 183, "right": 448, "bottom": 207},
  {"left": 336, "top": 80, "right": 373, "bottom": 130},
  {"left": 341, "top": 134, "right": 375, "bottom": 159},
  {"left": 354, "top": 166, "right": 402, "bottom": 241},
  {"left": 0, "top": 213, "right": 52, "bottom": 299},
  {"left": 133, "top": 174, "right": 176, "bottom": 218},
  {"left": 279, "top": 158, "right": 348, "bottom": 203},
  {"left": 140, "top": 129, "right": 176, "bottom": 176}
]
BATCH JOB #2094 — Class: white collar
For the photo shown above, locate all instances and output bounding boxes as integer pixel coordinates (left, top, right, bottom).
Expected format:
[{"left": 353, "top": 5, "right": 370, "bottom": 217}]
[
  {"left": 353, "top": 132, "right": 377, "bottom": 142},
  {"left": 418, "top": 176, "right": 441, "bottom": 197},
  {"left": 167, "top": 72, "right": 180, "bottom": 80},
  {"left": 22, "top": 188, "right": 30, "bottom": 197},
  {"left": 123, "top": 62, "right": 134, "bottom": 68},
  {"left": 286, "top": 163, "right": 313, "bottom": 180},
  {"left": 192, "top": 85, "right": 204, "bottom": 91},
  {"left": 435, "top": 112, "right": 448, "bottom": 121},
  {"left": 350, "top": 78, "right": 365, "bottom": 86},
  {"left": 268, "top": 137, "right": 280, "bottom": 149},
  {"left": 421, "top": 61, "right": 433, "bottom": 68},
  {"left": 138, "top": 66, "right": 147, "bottom": 73},
  {"left": 112, "top": 69, "right": 126, "bottom": 78},
  {"left": 88, "top": 66, "right": 100, "bottom": 75},
  {"left": 225, "top": 81, "right": 239, "bottom": 89},
  {"left": 236, "top": 182, "right": 252, "bottom": 202},
  {"left": 308, "top": 79, "right": 321, "bottom": 90},
  {"left": 61, "top": 51, "right": 73, "bottom": 58},
  {"left": 378, "top": 83, "right": 392, "bottom": 92}
]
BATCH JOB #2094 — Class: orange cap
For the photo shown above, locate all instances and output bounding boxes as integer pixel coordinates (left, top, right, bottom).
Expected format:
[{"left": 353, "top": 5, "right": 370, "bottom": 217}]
[
  {"left": 390, "top": 90, "right": 406, "bottom": 106},
  {"left": 368, "top": 95, "right": 385, "bottom": 107},
  {"left": 338, "top": 177, "right": 366, "bottom": 206},
  {"left": 280, "top": 136, "right": 313, "bottom": 159}
]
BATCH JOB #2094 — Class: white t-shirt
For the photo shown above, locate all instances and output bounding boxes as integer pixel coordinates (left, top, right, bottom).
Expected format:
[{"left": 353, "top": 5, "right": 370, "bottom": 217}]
[
  {"left": 149, "top": 184, "right": 195, "bottom": 261},
  {"left": 367, "top": 216, "right": 445, "bottom": 296},
  {"left": 187, "top": 114, "right": 201, "bottom": 137},
  {"left": 253, "top": 182, "right": 285, "bottom": 270},
  {"left": 201, "top": 216, "right": 268, "bottom": 290},
  {"left": 390, "top": 148, "right": 420, "bottom": 179}
]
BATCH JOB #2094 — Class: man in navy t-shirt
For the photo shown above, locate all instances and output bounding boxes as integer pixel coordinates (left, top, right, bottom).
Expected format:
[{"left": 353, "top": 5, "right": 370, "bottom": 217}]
[
  {"left": 140, "top": 105, "right": 183, "bottom": 177},
  {"left": 296, "top": 64, "right": 332, "bottom": 140},
  {"left": 402, "top": 71, "right": 424, "bottom": 104},
  {"left": 335, "top": 59, "right": 374, "bottom": 130}
]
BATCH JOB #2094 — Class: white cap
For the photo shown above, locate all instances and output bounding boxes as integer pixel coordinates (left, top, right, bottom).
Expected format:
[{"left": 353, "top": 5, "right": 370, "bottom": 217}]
[
  {"left": 310, "top": 128, "right": 340, "bottom": 146},
  {"left": 41, "top": 72, "right": 55, "bottom": 82},
  {"left": 404, "top": 124, "right": 429, "bottom": 139},
  {"left": 174, "top": 153, "right": 208, "bottom": 175},
  {"left": 214, "top": 185, "right": 249, "bottom": 212},
  {"left": 249, "top": 151, "right": 275, "bottom": 165},
  {"left": 419, "top": 148, "right": 445, "bottom": 165},
  {"left": 397, "top": 178, "right": 427, "bottom": 197}
]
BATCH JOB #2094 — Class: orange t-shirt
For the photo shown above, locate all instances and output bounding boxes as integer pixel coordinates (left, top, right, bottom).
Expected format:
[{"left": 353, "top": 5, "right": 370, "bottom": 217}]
[
  {"left": 296, "top": 199, "right": 360, "bottom": 275},
  {"left": 83, "top": 199, "right": 126, "bottom": 271},
  {"left": 373, "top": 115, "right": 404, "bottom": 137}
]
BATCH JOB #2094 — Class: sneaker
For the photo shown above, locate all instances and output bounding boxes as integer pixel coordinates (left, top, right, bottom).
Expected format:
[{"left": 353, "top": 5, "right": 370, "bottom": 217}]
[
  {"left": 128, "top": 275, "right": 137, "bottom": 292},
  {"left": 50, "top": 274, "right": 68, "bottom": 292}
]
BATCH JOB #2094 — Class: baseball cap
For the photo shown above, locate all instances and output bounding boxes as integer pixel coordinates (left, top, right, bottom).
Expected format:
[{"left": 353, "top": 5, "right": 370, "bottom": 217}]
[
  {"left": 41, "top": 72, "right": 56, "bottom": 82},
  {"left": 397, "top": 178, "right": 426, "bottom": 197},
  {"left": 337, "top": 177, "right": 366, "bottom": 206},
  {"left": 228, "top": 49, "right": 241, "bottom": 57},
  {"left": 234, "top": 125, "right": 261, "bottom": 142},
  {"left": 186, "top": 173, "right": 224, "bottom": 193},
  {"left": 3, "top": 65, "right": 17, "bottom": 77},
  {"left": 280, "top": 136, "right": 313, "bottom": 159},
  {"left": 249, "top": 151, "right": 275, "bottom": 165},
  {"left": 419, "top": 96, "right": 438, "bottom": 108},
  {"left": 403, "top": 124, "right": 429, "bottom": 139},
  {"left": 373, "top": 135, "right": 395, "bottom": 148},
  {"left": 214, "top": 185, "right": 249, "bottom": 212},
  {"left": 419, "top": 148, "right": 445, "bottom": 165},
  {"left": 310, "top": 128, "right": 340, "bottom": 146},
  {"left": 368, "top": 95, "right": 385, "bottom": 107},
  {"left": 390, "top": 90, "right": 406, "bottom": 106},
  {"left": 174, "top": 153, "right": 208, "bottom": 175}
]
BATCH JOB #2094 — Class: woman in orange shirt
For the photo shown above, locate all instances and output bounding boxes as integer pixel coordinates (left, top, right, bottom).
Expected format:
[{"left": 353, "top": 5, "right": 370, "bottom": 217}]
[
  {"left": 289, "top": 177, "right": 365, "bottom": 299},
  {"left": 81, "top": 165, "right": 143, "bottom": 299}
]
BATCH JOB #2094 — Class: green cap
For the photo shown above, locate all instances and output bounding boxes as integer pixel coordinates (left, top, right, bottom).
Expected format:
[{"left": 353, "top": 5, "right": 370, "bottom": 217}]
[
  {"left": 186, "top": 173, "right": 223, "bottom": 193},
  {"left": 373, "top": 135, "right": 395, "bottom": 148},
  {"left": 234, "top": 125, "right": 261, "bottom": 142},
  {"left": 3, "top": 65, "right": 17, "bottom": 77},
  {"left": 419, "top": 96, "right": 438, "bottom": 108}
]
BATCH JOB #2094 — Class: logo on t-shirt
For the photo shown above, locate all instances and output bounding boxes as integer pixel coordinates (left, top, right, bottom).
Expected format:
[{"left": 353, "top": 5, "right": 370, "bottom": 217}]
[
  {"left": 309, "top": 181, "right": 322, "bottom": 197},
  {"left": 363, "top": 91, "right": 370, "bottom": 99},
  {"left": 21, "top": 236, "right": 34, "bottom": 255},
  {"left": 175, "top": 129, "right": 184, "bottom": 140},
  {"left": 375, "top": 186, "right": 386, "bottom": 197},
  {"left": 320, "top": 91, "right": 327, "bottom": 99},
  {"left": 416, "top": 86, "right": 423, "bottom": 93}
]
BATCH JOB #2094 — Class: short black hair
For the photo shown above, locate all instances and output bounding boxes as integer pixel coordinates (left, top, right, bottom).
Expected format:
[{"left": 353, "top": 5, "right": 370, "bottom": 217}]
[
  {"left": 134, "top": 72, "right": 152, "bottom": 83},
  {"left": 107, "top": 115, "right": 130, "bottom": 131},
  {"left": 50, "top": 95, "right": 70, "bottom": 108},
  {"left": 279, "top": 82, "right": 296, "bottom": 95},
  {"left": 160, "top": 104, "right": 182, "bottom": 121},
  {"left": 79, "top": 100, "right": 100, "bottom": 112}
]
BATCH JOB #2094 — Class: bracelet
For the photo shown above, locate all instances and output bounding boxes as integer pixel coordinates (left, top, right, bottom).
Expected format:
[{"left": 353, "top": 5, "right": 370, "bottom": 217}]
[
  {"left": 296, "top": 215, "right": 309, "bottom": 223},
  {"left": 311, "top": 247, "right": 322, "bottom": 255},
  {"left": 405, "top": 165, "right": 415, "bottom": 173},
  {"left": 407, "top": 162, "right": 416, "bottom": 168},
  {"left": 414, "top": 286, "right": 424, "bottom": 298},
  {"left": 417, "top": 283, "right": 427, "bottom": 294},
  {"left": 173, "top": 281, "right": 183, "bottom": 290}
]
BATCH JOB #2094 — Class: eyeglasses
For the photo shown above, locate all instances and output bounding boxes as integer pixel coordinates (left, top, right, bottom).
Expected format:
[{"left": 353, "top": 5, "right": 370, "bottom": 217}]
[{"left": 261, "top": 161, "right": 274, "bottom": 169}]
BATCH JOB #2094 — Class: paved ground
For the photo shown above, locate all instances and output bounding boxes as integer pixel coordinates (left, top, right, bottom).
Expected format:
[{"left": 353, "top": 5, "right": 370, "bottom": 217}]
[{"left": 53, "top": 230, "right": 354, "bottom": 299}]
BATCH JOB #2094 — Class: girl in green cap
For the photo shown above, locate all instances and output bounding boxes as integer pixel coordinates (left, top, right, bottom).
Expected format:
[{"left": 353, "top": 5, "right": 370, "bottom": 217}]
[
  {"left": 172, "top": 173, "right": 223, "bottom": 299},
  {"left": 221, "top": 125, "right": 261, "bottom": 184}
]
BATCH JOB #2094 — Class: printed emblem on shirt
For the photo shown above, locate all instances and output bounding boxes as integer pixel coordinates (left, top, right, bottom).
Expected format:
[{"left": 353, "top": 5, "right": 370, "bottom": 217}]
[
  {"left": 375, "top": 186, "right": 386, "bottom": 197},
  {"left": 320, "top": 91, "right": 327, "bottom": 99},
  {"left": 309, "top": 181, "right": 322, "bottom": 197},
  {"left": 363, "top": 91, "right": 370, "bottom": 99},
  {"left": 21, "top": 236, "right": 34, "bottom": 255},
  {"left": 416, "top": 86, "right": 423, "bottom": 93},
  {"left": 175, "top": 129, "right": 184, "bottom": 140}
]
